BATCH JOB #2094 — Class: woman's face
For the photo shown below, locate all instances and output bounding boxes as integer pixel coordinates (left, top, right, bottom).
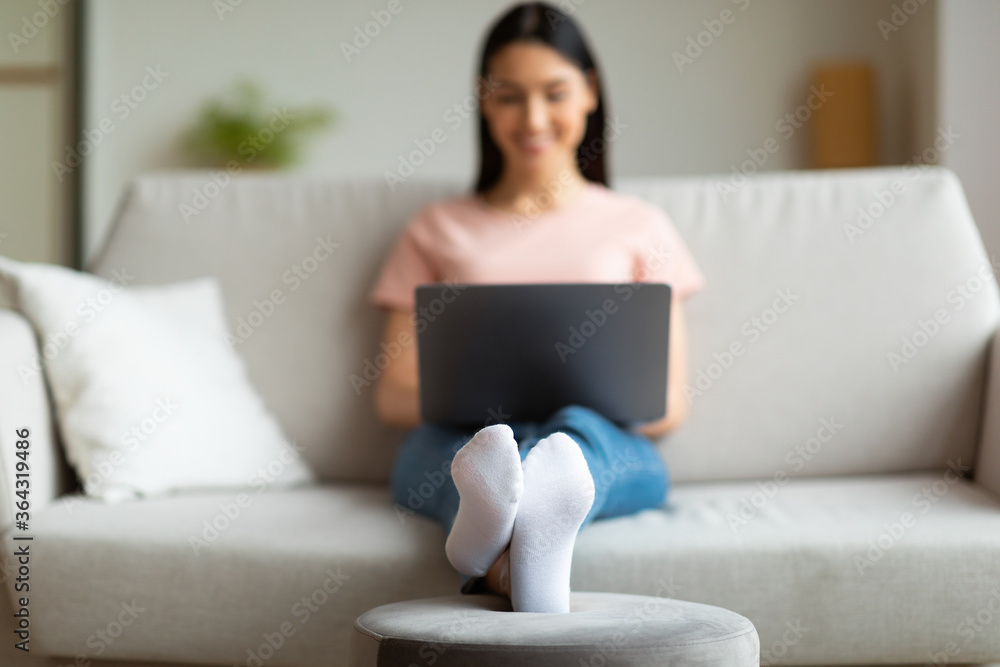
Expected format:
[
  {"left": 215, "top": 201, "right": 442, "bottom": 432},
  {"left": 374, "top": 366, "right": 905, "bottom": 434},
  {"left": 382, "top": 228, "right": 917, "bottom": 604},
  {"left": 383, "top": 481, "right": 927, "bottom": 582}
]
[{"left": 480, "top": 41, "right": 598, "bottom": 176}]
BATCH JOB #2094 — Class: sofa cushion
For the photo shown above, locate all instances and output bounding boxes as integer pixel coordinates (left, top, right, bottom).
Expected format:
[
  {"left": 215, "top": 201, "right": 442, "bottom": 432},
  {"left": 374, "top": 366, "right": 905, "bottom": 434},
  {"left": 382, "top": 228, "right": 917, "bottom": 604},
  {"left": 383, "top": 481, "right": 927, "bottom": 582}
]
[
  {"left": 622, "top": 168, "right": 999, "bottom": 484},
  {"left": 87, "top": 169, "right": 1000, "bottom": 484},
  {"left": 7, "top": 473, "right": 1000, "bottom": 666}
]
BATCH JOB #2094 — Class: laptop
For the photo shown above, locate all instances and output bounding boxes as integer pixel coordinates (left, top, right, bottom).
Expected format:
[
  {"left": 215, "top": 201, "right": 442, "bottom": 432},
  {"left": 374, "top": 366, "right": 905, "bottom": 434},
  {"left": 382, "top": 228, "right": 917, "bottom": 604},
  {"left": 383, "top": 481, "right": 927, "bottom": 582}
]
[{"left": 414, "top": 282, "right": 671, "bottom": 427}]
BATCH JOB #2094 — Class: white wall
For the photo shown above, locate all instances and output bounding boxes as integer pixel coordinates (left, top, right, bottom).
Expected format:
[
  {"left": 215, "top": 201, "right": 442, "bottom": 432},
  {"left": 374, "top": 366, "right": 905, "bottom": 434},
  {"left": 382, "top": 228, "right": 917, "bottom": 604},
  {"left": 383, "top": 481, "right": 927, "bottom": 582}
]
[
  {"left": 938, "top": 0, "right": 1000, "bottom": 261},
  {"left": 83, "top": 0, "right": 937, "bottom": 262}
]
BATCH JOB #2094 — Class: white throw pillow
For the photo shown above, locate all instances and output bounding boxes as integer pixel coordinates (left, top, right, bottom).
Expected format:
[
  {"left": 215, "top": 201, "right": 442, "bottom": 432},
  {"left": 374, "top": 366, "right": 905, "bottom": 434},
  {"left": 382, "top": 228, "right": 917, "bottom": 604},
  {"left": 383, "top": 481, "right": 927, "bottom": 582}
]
[{"left": 0, "top": 257, "right": 315, "bottom": 502}]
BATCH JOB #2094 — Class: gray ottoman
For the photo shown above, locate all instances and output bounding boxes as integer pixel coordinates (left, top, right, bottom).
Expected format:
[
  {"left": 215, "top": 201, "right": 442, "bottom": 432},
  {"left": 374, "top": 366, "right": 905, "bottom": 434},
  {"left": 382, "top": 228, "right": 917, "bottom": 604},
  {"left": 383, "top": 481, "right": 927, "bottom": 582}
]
[{"left": 350, "top": 592, "right": 759, "bottom": 666}]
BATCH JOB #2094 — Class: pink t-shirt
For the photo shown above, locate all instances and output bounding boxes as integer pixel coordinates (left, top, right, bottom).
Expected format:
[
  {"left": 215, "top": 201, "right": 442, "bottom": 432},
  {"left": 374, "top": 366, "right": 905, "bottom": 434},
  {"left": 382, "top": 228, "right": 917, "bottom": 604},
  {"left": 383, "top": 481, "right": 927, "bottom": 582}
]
[{"left": 368, "top": 181, "right": 706, "bottom": 311}]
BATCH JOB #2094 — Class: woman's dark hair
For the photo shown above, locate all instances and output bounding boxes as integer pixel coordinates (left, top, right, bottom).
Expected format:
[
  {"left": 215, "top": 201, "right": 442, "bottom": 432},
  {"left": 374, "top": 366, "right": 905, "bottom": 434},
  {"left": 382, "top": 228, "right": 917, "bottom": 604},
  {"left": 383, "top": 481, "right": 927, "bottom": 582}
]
[{"left": 473, "top": 2, "right": 609, "bottom": 193}]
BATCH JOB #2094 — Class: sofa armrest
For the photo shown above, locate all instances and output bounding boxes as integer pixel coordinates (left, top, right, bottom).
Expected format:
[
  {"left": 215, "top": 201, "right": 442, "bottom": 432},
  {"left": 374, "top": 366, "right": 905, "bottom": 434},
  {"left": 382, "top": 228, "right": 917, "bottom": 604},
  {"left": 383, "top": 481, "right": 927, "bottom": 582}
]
[
  {"left": 0, "top": 309, "right": 67, "bottom": 536},
  {"left": 976, "top": 324, "right": 1000, "bottom": 500}
]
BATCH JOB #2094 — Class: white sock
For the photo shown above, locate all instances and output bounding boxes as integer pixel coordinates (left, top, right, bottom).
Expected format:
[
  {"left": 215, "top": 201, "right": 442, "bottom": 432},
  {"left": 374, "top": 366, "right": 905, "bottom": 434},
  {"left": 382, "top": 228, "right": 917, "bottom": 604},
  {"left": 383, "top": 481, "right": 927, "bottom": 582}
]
[
  {"left": 445, "top": 423, "right": 523, "bottom": 577},
  {"left": 509, "top": 432, "right": 595, "bottom": 613}
]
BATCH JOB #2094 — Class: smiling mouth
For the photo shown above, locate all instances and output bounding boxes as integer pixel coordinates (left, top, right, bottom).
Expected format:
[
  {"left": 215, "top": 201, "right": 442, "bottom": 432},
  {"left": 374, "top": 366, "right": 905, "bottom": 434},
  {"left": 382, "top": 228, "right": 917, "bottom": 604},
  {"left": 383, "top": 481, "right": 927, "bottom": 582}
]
[{"left": 519, "top": 136, "right": 554, "bottom": 152}]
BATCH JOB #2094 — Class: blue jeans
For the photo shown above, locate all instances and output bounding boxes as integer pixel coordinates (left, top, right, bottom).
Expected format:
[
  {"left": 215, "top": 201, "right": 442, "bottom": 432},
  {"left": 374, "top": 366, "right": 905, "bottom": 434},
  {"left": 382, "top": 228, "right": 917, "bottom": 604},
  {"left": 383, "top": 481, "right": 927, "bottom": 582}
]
[{"left": 390, "top": 404, "right": 670, "bottom": 591}]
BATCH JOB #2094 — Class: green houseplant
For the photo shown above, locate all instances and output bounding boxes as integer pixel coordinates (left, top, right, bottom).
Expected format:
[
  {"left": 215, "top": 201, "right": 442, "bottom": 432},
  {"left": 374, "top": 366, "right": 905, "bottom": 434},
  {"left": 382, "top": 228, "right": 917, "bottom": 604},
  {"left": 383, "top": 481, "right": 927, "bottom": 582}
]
[{"left": 180, "top": 79, "right": 336, "bottom": 169}]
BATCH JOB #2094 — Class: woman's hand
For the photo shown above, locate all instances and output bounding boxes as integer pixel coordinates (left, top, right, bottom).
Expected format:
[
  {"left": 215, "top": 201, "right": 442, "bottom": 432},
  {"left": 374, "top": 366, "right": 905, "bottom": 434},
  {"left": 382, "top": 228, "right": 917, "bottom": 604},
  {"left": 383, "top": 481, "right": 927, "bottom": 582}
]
[
  {"left": 633, "top": 295, "right": 690, "bottom": 438},
  {"left": 373, "top": 308, "right": 422, "bottom": 428}
]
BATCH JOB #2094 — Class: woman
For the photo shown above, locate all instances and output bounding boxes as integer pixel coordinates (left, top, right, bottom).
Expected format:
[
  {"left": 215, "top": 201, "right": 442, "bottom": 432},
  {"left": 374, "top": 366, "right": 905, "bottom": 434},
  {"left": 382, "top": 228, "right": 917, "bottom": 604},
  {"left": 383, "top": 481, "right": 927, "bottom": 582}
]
[{"left": 368, "top": 2, "right": 705, "bottom": 613}]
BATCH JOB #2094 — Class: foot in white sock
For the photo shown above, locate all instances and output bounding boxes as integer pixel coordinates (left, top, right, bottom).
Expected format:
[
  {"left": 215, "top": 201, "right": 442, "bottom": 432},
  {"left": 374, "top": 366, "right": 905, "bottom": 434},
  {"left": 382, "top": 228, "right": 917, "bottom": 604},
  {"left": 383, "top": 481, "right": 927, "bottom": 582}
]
[
  {"left": 445, "top": 423, "right": 523, "bottom": 577},
  {"left": 510, "top": 432, "right": 595, "bottom": 613}
]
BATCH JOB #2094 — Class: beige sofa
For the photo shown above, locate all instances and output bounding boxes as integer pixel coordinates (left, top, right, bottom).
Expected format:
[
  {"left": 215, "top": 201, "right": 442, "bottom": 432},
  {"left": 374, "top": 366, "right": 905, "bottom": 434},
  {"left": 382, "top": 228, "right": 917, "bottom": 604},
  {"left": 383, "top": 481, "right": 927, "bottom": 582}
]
[{"left": 2, "top": 166, "right": 1000, "bottom": 666}]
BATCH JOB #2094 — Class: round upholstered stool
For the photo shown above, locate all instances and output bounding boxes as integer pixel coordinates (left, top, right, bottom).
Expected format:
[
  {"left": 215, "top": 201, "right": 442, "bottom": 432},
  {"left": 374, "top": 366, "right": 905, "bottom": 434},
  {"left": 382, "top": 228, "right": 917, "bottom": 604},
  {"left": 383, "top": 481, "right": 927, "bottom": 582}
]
[{"left": 349, "top": 592, "right": 759, "bottom": 667}]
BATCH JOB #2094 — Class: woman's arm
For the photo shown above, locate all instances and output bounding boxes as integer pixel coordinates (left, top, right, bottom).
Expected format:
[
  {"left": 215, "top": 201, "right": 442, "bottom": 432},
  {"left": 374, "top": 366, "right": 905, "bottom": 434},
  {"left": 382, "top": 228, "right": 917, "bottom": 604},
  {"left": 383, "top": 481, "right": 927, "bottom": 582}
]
[
  {"left": 632, "top": 295, "right": 690, "bottom": 438},
  {"left": 373, "top": 308, "right": 422, "bottom": 428}
]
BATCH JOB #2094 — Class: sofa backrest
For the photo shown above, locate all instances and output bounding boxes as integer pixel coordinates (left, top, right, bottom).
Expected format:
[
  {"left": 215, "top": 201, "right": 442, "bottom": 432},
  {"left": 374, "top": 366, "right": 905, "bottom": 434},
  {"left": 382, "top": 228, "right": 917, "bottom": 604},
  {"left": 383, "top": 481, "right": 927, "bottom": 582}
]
[{"left": 90, "top": 167, "right": 999, "bottom": 484}]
